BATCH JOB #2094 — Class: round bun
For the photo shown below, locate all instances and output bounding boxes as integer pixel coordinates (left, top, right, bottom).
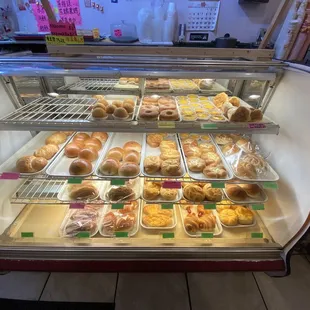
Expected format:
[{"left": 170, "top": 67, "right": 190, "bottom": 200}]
[
  {"left": 124, "top": 152, "right": 140, "bottom": 164},
  {"left": 123, "top": 98, "right": 135, "bottom": 106},
  {"left": 93, "top": 102, "right": 108, "bottom": 110},
  {"left": 84, "top": 138, "right": 102, "bottom": 151},
  {"left": 73, "top": 133, "right": 89, "bottom": 141},
  {"left": 93, "top": 95, "right": 105, "bottom": 101},
  {"left": 113, "top": 107, "right": 129, "bottom": 119},
  {"left": 99, "top": 158, "right": 119, "bottom": 176},
  {"left": 106, "top": 105, "right": 116, "bottom": 115},
  {"left": 225, "top": 184, "right": 247, "bottom": 201},
  {"left": 183, "top": 184, "right": 205, "bottom": 202},
  {"left": 45, "top": 132, "right": 67, "bottom": 145},
  {"left": 78, "top": 147, "right": 98, "bottom": 162},
  {"left": 96, "top": 98, "right": 109, "bottom": 107},
  {"left": 69, "top": 159, "right": 92, "bottom": 175},
  {"left": 123, "top": 102, "right": 134, "bottom": 114},
  {"left": 91, "top": 132, "right": 108, "bottom": 142},
  {"left": 229, "top": 96, "right": 240, "bottom": 107},
  {"left": 123, "top": 141, "right": 142, "bottom": 153},
  {"left": 240, "top": 183, "right": 261, "bottom": 198},
  {"left": 219, "top": 209, "right": 238, "bottom": 226},
  {"left": 112, "top": 100, "right": 123, "bottom": 107},
  {"left": 161, "top": 159, "right": 182, "bottom": 176},
  {"left": 118, "top": 162, "right": 140, "bottom": 177},
  {"left": 106, "top": 147, "right": 123, "bottom": 161},
  {"left": 92, "top": 107, "right": 107, "bottom": 119},
  {"left": 65, "top": 143, "right": 82, "bottom": 158},
  {"left": 16, "top": 155, "right": 48, "bottom": 173}
]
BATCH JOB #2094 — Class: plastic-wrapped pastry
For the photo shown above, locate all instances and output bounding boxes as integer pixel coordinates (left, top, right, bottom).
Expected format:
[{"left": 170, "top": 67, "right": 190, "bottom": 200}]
[
  {"left": 107, "top": 186, "right": 135, "bottom": 202},
  {"left": 219, "top": 209, "right": 238, "bottom": 226},
  {"left": 221, "top": 143, "right": 240, "bottom": 156},
  {"left": 235, "top": 206, "right": 254, "bottom": 225},
  {"left": 65, "top": 219, "right": 97, "bottom": 236},
  {"left": 183, "top": 184, "right": 205, "bottom": 202},
  {"left": 242, "top": 153, "right": 267, "bottom": 173},
  {"left": 250, "top": 108, "right": 263, "bottom": 122},
  {"left": 161, "top": 159, "right": 182, "bottom": 176},
  {"left": 68, "top": 182, "right": 99, "bottom": 200},
  {"left": 236, "top": 138, "right": 254, "bottom": 153},
  {"left": 214, "top": 134, "right": 234, "bottom": 145},
  {"left": 235, "top": 161, "right": 257, "bottom": 179},
  {"left": 203, "top": 165, "right": 227, "bottom": 179},
  {"left": 227, "top": 106, "right": 251, "bottom": 122}
]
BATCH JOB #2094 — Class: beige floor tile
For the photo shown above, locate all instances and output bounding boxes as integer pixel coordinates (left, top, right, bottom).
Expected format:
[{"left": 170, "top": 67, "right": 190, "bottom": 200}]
[
  {"left": 40, "top": 272, "right": 117, "bottom": 302},
  {"left": 254, "top": 255, "right": 310, "bottom": 310},
  {"left": 188, "top": 272, "right": 266, "bottom": 310},
  {"left": 115, "top": 273, "right": 190, "bottom": 310},
  {"left": 0, "top": 271, "right": 49, "bottom": 300}
]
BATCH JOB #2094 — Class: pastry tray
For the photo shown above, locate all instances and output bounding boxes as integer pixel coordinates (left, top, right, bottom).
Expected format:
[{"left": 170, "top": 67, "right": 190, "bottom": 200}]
[
  {"left": 88, "top": 95, "right": 138, "bottom": 122},
  {"left": 223, "top": 184, "right": 268, "bottom": 204},
  {"left": 182, "top": 187, "right": 225, "bottom": 204},
  {"left": 57, "top": 180, "right": 107, "bottom": 203},
  {"left": 178, "top": 135, "right": 233, "bottom": 182},
  {"left": 216, "top": 209, "right": 257, "bottom": 228},
  {"left": 6, "top": 131, "right": 72, "bottom": 177},
  {"left": 98, "top": 201, "right": 140, "bottom": 237},
  {"left": 144, "top": 80, "right": 172, "bottom": 93},
  {"left": 169, "top": 79, "right": 200, "bottom": 93},
  {"left": 46, "top": 132, "right": 111, "bottom": 178},
  {"left": 142, "top": 180, "right": 183, "bottom": 203},
  {"left": 141, "top": 133, "right": 186, "bottom": 178},
  {"left": 140, "top": 200, "right": 177, "bottom": 230},
  {"left": 94, "top": 132, "right": 144, "bottom": 179},
  {"left": 178, "top": 205, "right": 222, "bottom": 237},
  {"left": 59, "top": 206, "right": 102, "bottom": 238},
  {"left": 137, "top": 95, "right": 182, "bottom": 122},
  {"left": 100, "top": 177, "right": 142, "bottom": 203},
  {"left": 114, "top": 81, "right": 139, "bottom": 89}
]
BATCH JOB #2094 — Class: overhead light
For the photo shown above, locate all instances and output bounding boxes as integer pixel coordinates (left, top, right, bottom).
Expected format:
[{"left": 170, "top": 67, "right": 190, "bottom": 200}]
[
  {"left": 249, "top": 95, "right": 260, "bottom": 100},
  {"left": 47, "top": 92, "right": 59, "bottom": 97}
]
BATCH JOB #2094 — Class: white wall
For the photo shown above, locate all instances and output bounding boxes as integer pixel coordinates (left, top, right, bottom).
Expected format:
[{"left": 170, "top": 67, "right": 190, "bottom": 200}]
[{"left": 12, "top": 0, "right": 282, "bottom": 42}]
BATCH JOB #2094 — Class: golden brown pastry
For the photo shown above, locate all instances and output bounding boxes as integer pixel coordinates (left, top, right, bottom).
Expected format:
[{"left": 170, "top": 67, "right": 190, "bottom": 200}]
[
  {"left": 143, "top": 214, "right": 172, "bottom": 227},
  {"left": 225, "top": 184, "right": 248, "bottom": 201},
  {"left": 201, "top": 152, "right": 221, "bottom": 166},
  {"left": 34, "top": 144, "right": 59, "bottom": 160},
  {"left": 229, "top": 96, "right": 240, "bottom": 107},
  {"left": 222, "top": 102, "right": 234, "bottom": 116},
  {"left": 112, "top": 100, "right": 123, "bottom": 107},
  {"left": 242, "top": 153, "right": 267, "bottom": 173},
  {"left": 92, "top": 107, "right": 107, "bottom": 119},
  {"left": 239, "top": 184, "right": 262, "bottom": 198},
  {"left": 84, "top": 138, "right": 102, "bottom": 152},
  {"left": 203, "top": 165, "right": 227, "bottom": 179},
  {"left": 143, "top": 204, "right": 161, "bottom": 215},
  {"left": 203, "top": 184, "right": 222, "bottom": 202},
  {"left": 219, "top": 209, "right": 238, "bottom": 226},
  {"left": 184, "top": 146, "right": 201, "bottom": 158},
  {"left": 65, "top": 143, "right": 82, "bottom": 158},
  {"left": 74, "top": 133, "right": 89, "bottom": 141},
  {"left": 123, "top": 102, "right": 134, "bottom": 114},
  {"left": 159, "top": 140, "right": 177, "bottom": 152},
  {"left": 198, "top": 213, "right": 216, "bottom": 230},
  {"left": 91, "top": 132, "right": 108, "bottom": 142},
  {"left": 62, "top": 131, "right": 74, "bottom": 136},
  {"left": 215, "top": 134, "right": 234, "bottom": 145},
  {"left": 78, "top": 147, "right": 98, "bottom": 162},
  {"left": 187, "top": 157, "right": 206, "bottom": 172},
  {"left": 216, "top": 205, "right": 231, "bottom": 213},
  {"left": 123, "top": 141, "right": 142, "bottom": 153},
  {"left": 147, "top": 134, "right": 164, "bottom": 148},
  {"left": 108, "top": 186, "right": 135, "bottom": 201},
  {"left": 106, "top": 105, "right": 116, "bottom": 115},
  {"left": 118, "top": 162, "right": 140, "bottom": 177},
  {"left": 69, "top": 159, "right": 92, "bottom": 175},
  {"left": 227, "top": 106, "right": 251, "bottom": 122},
  {"left": 113, "top": 107, "right": 129, "bottom": 119},
  {"left": 250, "top": 108, "right": 263, "bottom": 122},
  {"left": 123, "top": 98, "right": 135, "bottom": 106},
  {"left": 161, "top": 159, "right": 182, "bottom": 176},
  {"left": 184, "top": 214, "right": 200, "bottom": 233},
  {"left": 143, "top": 182, "right": 161, "bottom": 200},
  {"left": 234, "top": 206, "right": 254, "bottom": 224},
  {"left": 105, "top": 148, "right": 123, "bottom": 162},
  {"left": 183, "top": 184, "right": 205, "bottom": 202},
  {"left": 123, "top": 152, "right": 140, "bottom": 164},
  {"left": 199, "top": 143, "right": 216, "bottom": 153},
  {"left": 213, "top": 92, "right": 229, "bottom": 108},
  {"left": 99, "top": 158, "right": 119, "bottom": 176},
  {"left": 235, "top": 161, "right": 257, "bottom": 179},
  {"left": 181, "top": 138, "right": 199, "bottom": 147},
  {"left": 144, "top": 156, "right": 161, "bottom": 174},
  {"left": 160, "top": 149, "right": 180, "bottom": 161},
  {"left": 221, "top": 143, "right": 240, "bottom": 156},
  {"left": 45, "top": 132, "right": 67, "bottom": 145},
  {"left": 16, "top": 155, "right": 48, "bottom": 173},
  {"left": 160, "top": 188, "right": 178, "bottom": 201},
  {"left": 69, "top": 182, "right": 99, "bottom": 200}
]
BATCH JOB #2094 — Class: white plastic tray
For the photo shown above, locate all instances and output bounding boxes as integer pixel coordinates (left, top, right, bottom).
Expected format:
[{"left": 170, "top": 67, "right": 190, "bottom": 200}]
[
  {"left": 141, "top": 133, "right": 186, "bottom": 178},
  {"left": 178, "top": 135, "right": 233, "bottom": 182},
  {"left": 57, "top": 180, "right": 107, "bottom": 202},
  {"left": 98, "top": 201, "right": 140, "bottom": 237},
  {"left": 10, "top": 131, "right": 72, "bottom": 176},
  {"left": 46, "top": 132, "right": 111, "bottom": 178},
  {"left": 216, "top": 209, "right": 257, "bottom": 228},
  {"left": 140, "top": 201, "right": 177, "bottom": 230},
  {"left": 142, "top": 181, "right": 183, "bottom": 203},
  {"left": 89, "top": 95, "right": 138, "bottom": 122},
  {"left": 95, "top": 132, "right": 144, "bottom": 179},
  {"left": 179, "top": 205, "right": 222, "bottom": 237},
  {"left": 100, "top": 177, "right": 142, "bottom": 203}
]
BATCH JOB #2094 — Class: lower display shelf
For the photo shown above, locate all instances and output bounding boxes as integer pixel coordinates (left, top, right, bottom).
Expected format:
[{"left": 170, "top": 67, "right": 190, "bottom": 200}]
[{"left": 3, "top": 203, "right": 274, "bottom": 247}]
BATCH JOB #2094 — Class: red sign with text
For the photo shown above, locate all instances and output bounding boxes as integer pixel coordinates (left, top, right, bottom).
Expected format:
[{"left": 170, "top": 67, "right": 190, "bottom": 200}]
[
  {"left": 49, "top": 21, "right": 77, "bottom": 36},
  {"left": 56, "top": 0, "right": 82, "bottom": 25}
]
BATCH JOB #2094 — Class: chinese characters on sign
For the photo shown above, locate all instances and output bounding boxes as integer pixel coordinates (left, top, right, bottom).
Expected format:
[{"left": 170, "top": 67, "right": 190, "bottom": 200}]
[
  {"left": 45, "top": 35, "right": 84, "bottom": 45},
  {"left": 49, "top": 21, "right": 77, "bottom": 36},
  {"left": 31, "top": 3, "right": 50, "bottom": 32},
  {"left": 57, "top": 0, "right": 82, "bottom": 25}
]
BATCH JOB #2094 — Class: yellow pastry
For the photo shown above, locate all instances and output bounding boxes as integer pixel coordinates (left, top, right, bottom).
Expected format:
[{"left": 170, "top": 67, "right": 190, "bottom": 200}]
[
  {"left": 180, "top": 133, "right": 190, "bottom": 140},
  {"left": 143, "top": 182, "right": 161, "bottom": 200},
  {"left": 213, "top": 92, "right": 229, "bottom": 108},
  {"left": 200, "top": 135, "right": 211, "bottom": 142},
  {"left": 160, "top": 188, "right": 178, "bottom": 201},
  {"left": 143, "top": 204, "right": 161, "bottom": 215},
  {"left": 159, "top": 140, "right": 177, "bottom": 152},
  {"left": 160, "top": 149, "right": 180, "bottom": 161},
  {"left": 216, "top": 205, "right": 231, "bottom": 213},
  {"left": 235, "top": 206, "right": 254, "bottom": 225},
  {"left": 183, "top": 184, "right": 205, "bottom": 202},
  {"left": 219, "top": 209, "right": 238, "bottom": 226},
  {"left": 142, "top": 214, "right": 172, "bottom": 227}
]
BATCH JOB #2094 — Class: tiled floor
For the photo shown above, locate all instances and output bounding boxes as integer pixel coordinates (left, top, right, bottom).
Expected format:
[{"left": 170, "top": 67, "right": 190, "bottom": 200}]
[{"left": 0, "top": 255, "right": 310, "bottom": 310}]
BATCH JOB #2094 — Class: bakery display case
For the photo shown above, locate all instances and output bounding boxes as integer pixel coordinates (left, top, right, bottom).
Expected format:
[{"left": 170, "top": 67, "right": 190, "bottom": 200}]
[{"left": 0, "top": 54, "right": 308, "bottom": 275}]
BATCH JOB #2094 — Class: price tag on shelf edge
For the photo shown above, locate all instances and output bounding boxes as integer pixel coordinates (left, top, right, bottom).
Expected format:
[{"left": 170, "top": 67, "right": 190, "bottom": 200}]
[
  {"left": 201, "top": 232, "right": 214, "bottom": 238},
  {"left": 158, "top": 121, "right": 175, "bottom": 129},
  {"left": 161, "top": 204, "right": 173, "bottom": 209},
  {"left": 263, "top": 182, "right": 278, "bottom": 190},
  {"left": 77, "top": 231, "right": 90, "bottom": 238},
  {"left": 251, "top": 232, "right": 263, "bottom": 239},
  {"left": 68, "top": 177, "right": 83, "bottom": 184},
  {"left": 115, "top": 232, "right": 128, "bottom": 238},
  {"left": 70, "top": 203, "right": 85, "bottom": 209},
  {"left": 201, "top": 123, "right": 218, "bottom": 130},
  {"left": 163, "top": 232, "right": 175, "bottom": 239},
  {"left": 248, "top": 123, "right": 266, "bottom": 129},
  {"left": 204, "top": 204, "right": 216, "bottom": 210},
  {"left": 211, "top": 182, "right": 225, "bottom": 189},
  {"left": 111, "top": 179, "right": 125, "bottom": 186},
  {"left": 0, "top": 172, "right": 20, "bottom": 180},
  {"left": 162, "top": 181, "right": 181, "bottom": 189},
  {"left": 21, "top": 232, "right": 34, "bottom": 238},
  {"left": 111, "top": 204, "right": 124, "bottom": 210},
  {"left": 251, "top": 204, "right": 265, "bottom": 211}
]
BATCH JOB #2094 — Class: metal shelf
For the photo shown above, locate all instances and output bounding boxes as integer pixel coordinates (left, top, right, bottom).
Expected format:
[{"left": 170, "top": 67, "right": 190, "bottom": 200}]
[{"left": 57, "top": 78, "right": 140, "bottom": 95}]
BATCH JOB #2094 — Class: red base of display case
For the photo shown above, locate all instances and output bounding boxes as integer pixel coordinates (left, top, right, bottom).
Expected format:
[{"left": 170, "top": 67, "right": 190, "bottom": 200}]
[{"left": 0, "top": 259, "right": 285, "bottom": 272}]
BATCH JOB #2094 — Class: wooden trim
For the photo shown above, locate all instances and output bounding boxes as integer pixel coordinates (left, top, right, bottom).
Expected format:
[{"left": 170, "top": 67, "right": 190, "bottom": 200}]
[
  {"left": 47, "top": 45, "right": 274, "bottom": 60},
  {"left": 41, "top": 0, "right": 56, "bottom": 22}
]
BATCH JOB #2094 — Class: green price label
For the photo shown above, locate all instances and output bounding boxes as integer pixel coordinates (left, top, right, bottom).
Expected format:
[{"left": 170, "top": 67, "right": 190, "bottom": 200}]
[
  {"left": 201, "top": 123, "right": 218, "bottom": 130},
  {"left": 111, "top": 204, "right": 124, "bottom": 210},
  {"left": 21, "top": 232, "right": 33, "bottom": 238},
  {"left": 162, "top": 204, "right": 173, "bottom": 209},
  {"left": 115, "top": 232, "right": 128, "bottom": 238},
  {"left": 252, "top": 204, "right": 265, "bottom": 210},
  {"left": 201, "top": 233, "right": 214, "bottom": 238},
  {"left": 68, "top": 177, "right": 83, "bottom": 184},
  {"left": 211, "top": 182, "right": 225, "bottom": 189},
  {"left": 163, "top": 233, "right": 175, "bottom": 239},
  {"left": 204, "top": 204, "right": 216, "bottom": 210},
  {"left": 111, "top": 179, "right": 125, "bottom": 186},
  {"left": 263, "top": 182, "right": 278, "bottom": 190},
  {"left": 251, "top": 232, "right": 263, "bottom": 239},
  {"left": 77, "top": 232, "right": 90, "bottom": 238}
]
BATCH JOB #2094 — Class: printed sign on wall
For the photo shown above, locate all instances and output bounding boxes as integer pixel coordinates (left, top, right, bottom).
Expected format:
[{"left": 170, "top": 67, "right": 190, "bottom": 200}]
[
  {"left": 31, "top": 3, "right": 51, "bottom": 32},
  {"left": 56, "top": 0, "right": 82, "bottom": 25}
]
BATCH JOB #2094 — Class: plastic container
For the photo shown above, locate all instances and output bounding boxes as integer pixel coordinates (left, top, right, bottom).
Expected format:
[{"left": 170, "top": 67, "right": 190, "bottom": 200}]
[
  {"left": 110, "top": 20, "right": 138, "bottom": 43},
  {"left": 137, "top": 8, "right": 153, "bottom": 43}
]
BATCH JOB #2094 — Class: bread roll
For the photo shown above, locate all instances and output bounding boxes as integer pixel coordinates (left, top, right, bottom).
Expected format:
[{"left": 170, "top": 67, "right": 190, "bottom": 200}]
[
  {"left": 16, "top": 156, "right": 48, "bottom": 173},
  {"left": 69, "top": 159, "right": 92, "bottom": 175},
  {"left": 123, "top": 152, "right": 140, "bottom": 164},
  {"left": 78, "top": 147, "right": 98, "bottom": 162},
  {"left": 146, "top": 134, "right": 164, "bottom": 148},
  {"left": 118, "top": 162, "right": 140, "bottom": 177},
  {"left": 183, "top": 184, "right": 205, "bottom": 202},
  {"left": 144, "top": 156, "right": 161, "bottom": 174},
  {"left": 161, "top": 159, "right": 182, "bottom": 176},
  {"left": 91, "top": 132, "right": 108, "bottom": 142},
  {"left": 123, "top": 141, "right": 142, "bottom": 153},
  {"left": 106, "top": 148, "right": 123, "bottom": 161},
  {"left": 45, "top": 132, "right": 67, "bottom": 145},
  {"left": 225, "top": 184, "right": 247, "bottom": 201},
  {"left": 65, "top": 143, "right": 82, "bottom": 158},
  {"left": 227, "top": 106, "right": 251, "bottom": 122},
  {"left": 99, "top": 158, "right": 119, "bottom": 176},
  {"left": 219, "top": 209, "right": 238, "bottom": 226},
  {"left": 73, "top": 133, "right": 89, "bottom": 144},
  {"left": 92, "top": 107, "right": 107, "bottom": 119},
  {"left": 34, "top": 144, "right": 59, "bottom": 160},
  {"left": 84, "top": 138, "right": 102, "bottom": 151}
]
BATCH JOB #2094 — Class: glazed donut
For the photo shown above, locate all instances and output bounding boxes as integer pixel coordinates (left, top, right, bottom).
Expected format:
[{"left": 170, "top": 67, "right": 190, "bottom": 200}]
[
  {"left": 159, "top": 109, "right": 179, "bottom": 121},
  {"left": 139, "top": 107, "right": 159, "bottom": 121},
  {"left": 159, "top": 103, "right": 176, "bottom": 112}
]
